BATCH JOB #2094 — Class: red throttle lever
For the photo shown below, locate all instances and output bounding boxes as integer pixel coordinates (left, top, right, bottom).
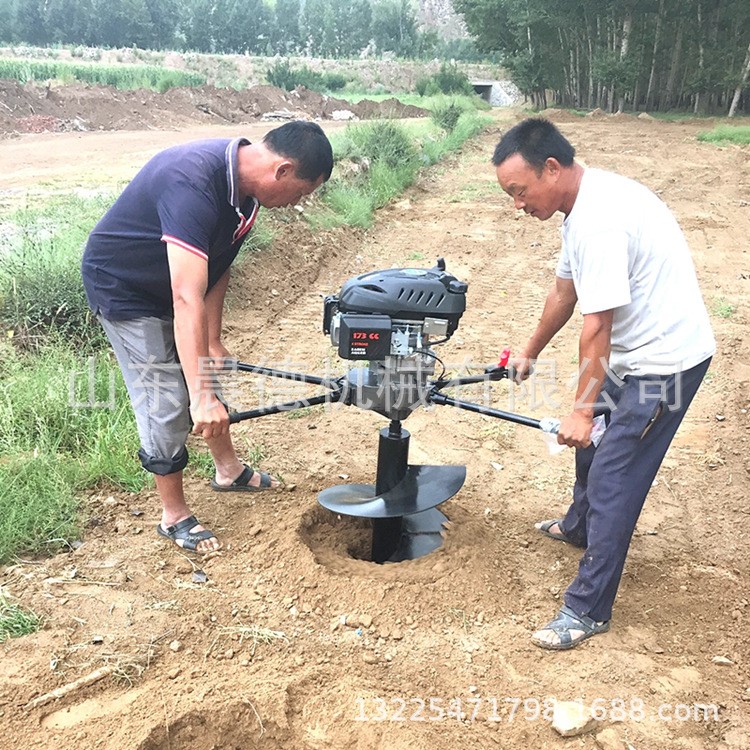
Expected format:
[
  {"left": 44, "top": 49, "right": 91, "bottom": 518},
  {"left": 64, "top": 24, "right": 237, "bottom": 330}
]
[{"left": 484, "top": 348, "right": 513, "bottom": 381}]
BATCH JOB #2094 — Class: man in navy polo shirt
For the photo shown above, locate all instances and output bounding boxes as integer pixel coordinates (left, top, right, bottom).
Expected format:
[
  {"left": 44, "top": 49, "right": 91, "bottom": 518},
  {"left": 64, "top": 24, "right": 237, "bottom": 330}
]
[{"left": 82, "top": 121, "right": 333, "bottom": 554}]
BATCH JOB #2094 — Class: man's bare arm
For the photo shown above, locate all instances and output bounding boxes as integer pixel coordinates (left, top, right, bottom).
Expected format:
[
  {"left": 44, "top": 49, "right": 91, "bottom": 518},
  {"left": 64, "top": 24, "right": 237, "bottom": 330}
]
[
  {"left": 166, "top": 244, "right": 228, "bottom": 440},
  {"left": 557, "top": 308, "right": 613, "bottom": 448},
  {"left": 513, "top": 276, "right": 578, "bottom": 381}
]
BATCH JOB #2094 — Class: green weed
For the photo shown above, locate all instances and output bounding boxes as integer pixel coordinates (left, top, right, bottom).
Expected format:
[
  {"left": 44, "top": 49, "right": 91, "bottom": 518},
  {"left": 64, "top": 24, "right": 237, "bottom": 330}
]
[
  {"left": 238, "top": 213, "right": 277, "bottom": 256},
  {"left": 422, "top": 112, "right": 492, "bottom": 165},
  {"left": 347, "top": 120, "right": 420, "bottom": 170},
  {"left": 712, "top": 297, "right": 736, "bottom": 318},
  {"left": 312, "top": 184, "right": 373, "bottom": 229},
  {"left": 0, "top": 593, "right": 43, "bottom": 641},
  {"left": 0, "top": 455, "right": 80, "bottom": 561},
  {"left": 188, "top": 449, "right": 215, "bottom": 480}
]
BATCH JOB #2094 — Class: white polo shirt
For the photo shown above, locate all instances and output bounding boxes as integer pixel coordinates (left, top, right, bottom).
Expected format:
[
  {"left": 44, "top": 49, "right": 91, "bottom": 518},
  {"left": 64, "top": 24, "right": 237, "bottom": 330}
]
[{"left": 557, "top": 168, "right": 715, "bottom": 378}]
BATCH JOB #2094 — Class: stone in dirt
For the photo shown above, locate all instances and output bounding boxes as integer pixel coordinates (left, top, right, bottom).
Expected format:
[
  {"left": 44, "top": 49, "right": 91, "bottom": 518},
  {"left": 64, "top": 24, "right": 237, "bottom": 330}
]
[{"left": 551, "top": 701, "right": 598, "bottom": 737}]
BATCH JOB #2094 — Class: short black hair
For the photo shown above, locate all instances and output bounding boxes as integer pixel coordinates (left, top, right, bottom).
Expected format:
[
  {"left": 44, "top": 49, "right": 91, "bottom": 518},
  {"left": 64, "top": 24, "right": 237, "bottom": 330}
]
[
  {"left": 263, "top": 120, "right": 334, "bottom": 182},
  {"left": 492, "top": 118, "right": 575, "bottom": 173}
]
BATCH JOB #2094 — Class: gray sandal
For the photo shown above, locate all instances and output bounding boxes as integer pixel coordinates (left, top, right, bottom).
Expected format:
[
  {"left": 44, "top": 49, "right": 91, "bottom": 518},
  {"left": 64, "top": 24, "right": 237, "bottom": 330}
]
[{"left": 532, "top": 605, "right": 610, "bottom": 650}]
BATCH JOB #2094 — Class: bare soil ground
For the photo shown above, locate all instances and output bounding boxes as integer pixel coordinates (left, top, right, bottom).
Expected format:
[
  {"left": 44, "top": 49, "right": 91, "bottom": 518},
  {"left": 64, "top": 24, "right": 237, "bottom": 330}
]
[{"left": 1, "top": 109, "right": 749, "bottom": 750}]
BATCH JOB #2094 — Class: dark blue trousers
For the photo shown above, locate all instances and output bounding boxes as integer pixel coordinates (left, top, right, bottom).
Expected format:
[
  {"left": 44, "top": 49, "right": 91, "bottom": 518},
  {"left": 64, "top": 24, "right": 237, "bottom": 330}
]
[{"left": 560, "top": 357, "right": 711, "bottom": 622}]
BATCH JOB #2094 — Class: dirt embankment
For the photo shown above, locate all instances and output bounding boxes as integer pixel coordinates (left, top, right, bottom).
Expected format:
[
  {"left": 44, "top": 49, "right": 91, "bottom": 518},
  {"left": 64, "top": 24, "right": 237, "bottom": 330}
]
[{"left": 0, "top": 79, "right": 428, "bottom": 136}]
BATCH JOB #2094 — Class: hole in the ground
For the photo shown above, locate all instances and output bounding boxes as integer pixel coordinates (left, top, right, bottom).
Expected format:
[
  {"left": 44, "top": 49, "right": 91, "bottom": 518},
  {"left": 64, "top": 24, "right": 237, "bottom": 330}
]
[
  {"left": 299, "top": 504, "right": 450, "bottom": 568},
  {"left": 137, "top": 705, "right": 288, "bottom": 750},
  {"left": 299, "top": 505, "right": 373, "bottom": 562}
]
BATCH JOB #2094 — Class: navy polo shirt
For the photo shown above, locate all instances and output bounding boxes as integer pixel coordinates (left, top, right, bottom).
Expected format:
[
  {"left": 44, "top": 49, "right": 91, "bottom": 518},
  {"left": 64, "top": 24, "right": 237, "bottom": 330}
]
[{"left": 82, "top": 138, "right": 259, "bottom": 320}]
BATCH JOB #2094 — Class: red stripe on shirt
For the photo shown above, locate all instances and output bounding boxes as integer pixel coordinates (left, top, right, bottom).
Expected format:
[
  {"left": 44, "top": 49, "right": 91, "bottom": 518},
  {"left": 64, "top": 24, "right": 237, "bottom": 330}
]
[
  {"left": 162, "top": 235, "right": 209, "bottom": 261},
  {"left": 232, "top": 202, "right": 260, "bottom": 244}
]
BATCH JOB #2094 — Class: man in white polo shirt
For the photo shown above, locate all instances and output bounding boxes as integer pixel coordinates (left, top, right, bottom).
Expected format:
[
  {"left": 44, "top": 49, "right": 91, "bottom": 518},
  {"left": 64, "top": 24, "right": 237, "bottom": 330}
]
[{"left": 494, "top": 118, "right": 715, "bottom": 650}]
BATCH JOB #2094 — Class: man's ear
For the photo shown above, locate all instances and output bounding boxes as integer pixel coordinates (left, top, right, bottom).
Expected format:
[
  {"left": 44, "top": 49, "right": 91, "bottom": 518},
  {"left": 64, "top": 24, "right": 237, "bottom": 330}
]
[
  {"left": 274, "top": 160, "right": 296, "bottom": 181},
  {"left": 544, "top": 157, "right": 562, "bottom": 179}
]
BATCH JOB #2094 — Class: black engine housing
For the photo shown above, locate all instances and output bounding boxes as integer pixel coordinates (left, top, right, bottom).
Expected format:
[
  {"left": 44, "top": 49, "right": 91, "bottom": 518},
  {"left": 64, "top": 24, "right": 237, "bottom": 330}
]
[{"left": 323, "top": 259, "right": 468, "bottom": 337}]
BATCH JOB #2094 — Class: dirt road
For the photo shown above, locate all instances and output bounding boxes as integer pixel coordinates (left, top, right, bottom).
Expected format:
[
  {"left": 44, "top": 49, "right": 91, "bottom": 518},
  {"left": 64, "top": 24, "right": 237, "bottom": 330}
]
[
  {"left": 2, "top": 111, "right": 749, "bottom": 749},
  {"left": 0, "top": 122, "right": 351, "bottom": 197}
]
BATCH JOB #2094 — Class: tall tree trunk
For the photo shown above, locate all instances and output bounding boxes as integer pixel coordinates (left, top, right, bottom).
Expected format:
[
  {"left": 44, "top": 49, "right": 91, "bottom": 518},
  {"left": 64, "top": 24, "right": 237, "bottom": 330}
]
[
  {"left": 558, "top": 28, "right": 572, "bottom": 105},
  {"left": 660, "top": 21, "right": 683, "bottom": 110},
  {"left": 572, "top": 37, "right": 579, "bottom": 106},
  {"left": 694, "top": 2, "right": 705, "bottom": 114},
  {"left": 617, "top": 12, "right": 633, "bottom": 112},
  {"left": 583, "top": 12, "right": 594, "bottom": 108},
  {"left": 729, "top": 41, "right": 750, "bottom": 117},
  {"left": 645, "top": 0, "right": 665, "bottom": 110},
  {"left": 587, "top": 26, "right": 594, "bottom": 108}
]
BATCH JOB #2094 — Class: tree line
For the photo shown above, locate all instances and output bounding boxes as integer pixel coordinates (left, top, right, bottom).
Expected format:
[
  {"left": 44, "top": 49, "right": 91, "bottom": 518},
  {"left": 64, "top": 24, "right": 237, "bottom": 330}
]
[
  {"left": 0, "top": 0, "right": 487, "bottom": 61},
  {"left": 455, "top": 0, "right": 750, "bottom": 115}
]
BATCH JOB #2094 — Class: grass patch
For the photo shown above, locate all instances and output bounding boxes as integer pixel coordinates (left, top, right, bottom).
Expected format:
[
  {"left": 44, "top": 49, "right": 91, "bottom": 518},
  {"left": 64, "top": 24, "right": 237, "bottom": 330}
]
[
  {"left": 338, "top": 91, "right": 490, "bottom": 113},
  {"left": 712, "top": 297, "right": 736, "bottom": 318},
  {"left": 0, "top": 592, "right": 43, "bottom": 641},
  {"left": 266, "top": 60, "right": 346, "bottom": 93},
  {"left": 310, "top": 120, "right": 421, "bottom": 230},
  {"left": 421, "top": 111, "right": 493, "bottom": 165},
  {"left": 188, "top": 449, "right": 216, "bottom": 480},
  {"left": 0, "top": 342, "right": 144, "bottom": 561},
  {"left": 650, "top": 111, "right": 720, "bottom": 122},
  {"left": 0, "top": 58, "right": 205, "bottom": 91},
  {"left": 0, "top": 193, "right": 115, "bottom": 350},
  {"left": 238, "top": 212, "right": 277, "bottom": 256},
  {"left": 0, "top": 455, "right": 80, "bottom": 561},
  {"left": 697, "top": 125, "right": 750, "bottom": 146},
  {"left": 310, "top": 112, "right": 491, "bottom": 230}
]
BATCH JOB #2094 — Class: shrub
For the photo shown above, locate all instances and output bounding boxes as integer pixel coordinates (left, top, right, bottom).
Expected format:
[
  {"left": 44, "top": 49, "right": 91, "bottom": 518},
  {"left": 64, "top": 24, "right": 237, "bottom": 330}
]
[
  {"left": 431, "top": 101, "right": 465, "bottom": 132},
  {"left": 322, "top": 72, "right": 347, "bottom": 91},
  {"left": 433, "top": 62, "right": 473, "bottom": 95},
  {"left": 347, "top": 120, "right": 420, "bottom": 170},
  {"left": 266, "top": 61, "right": 347, "bottom": 93},
  {"left": 414, "top": 65, "right": 472, "bottom": 98},
  {"left": 415, "top": 76, "right": 431, "bottom": 97}
]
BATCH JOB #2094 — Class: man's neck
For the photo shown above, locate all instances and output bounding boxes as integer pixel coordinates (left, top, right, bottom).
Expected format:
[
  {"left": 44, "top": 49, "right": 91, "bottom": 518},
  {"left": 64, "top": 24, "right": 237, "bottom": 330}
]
[{"left": 560, "top": 162, "right": 585, "bottom": 217}]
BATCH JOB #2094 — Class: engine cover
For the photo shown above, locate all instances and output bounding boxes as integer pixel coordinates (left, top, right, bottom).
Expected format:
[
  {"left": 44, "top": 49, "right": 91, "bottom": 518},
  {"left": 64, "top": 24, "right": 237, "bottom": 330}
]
[{"left": 323, "top": 259, "right": 468, "bottom": 338}]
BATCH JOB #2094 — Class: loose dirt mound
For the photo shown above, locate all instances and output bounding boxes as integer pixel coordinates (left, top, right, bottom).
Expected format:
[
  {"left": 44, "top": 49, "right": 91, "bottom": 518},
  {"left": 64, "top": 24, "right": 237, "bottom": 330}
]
[
  {"left": 1, "top": 114, "right": 749, "bottom": 750},
  {"left": 0, "top": 79, "right": 428, "bottom": 136}
]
